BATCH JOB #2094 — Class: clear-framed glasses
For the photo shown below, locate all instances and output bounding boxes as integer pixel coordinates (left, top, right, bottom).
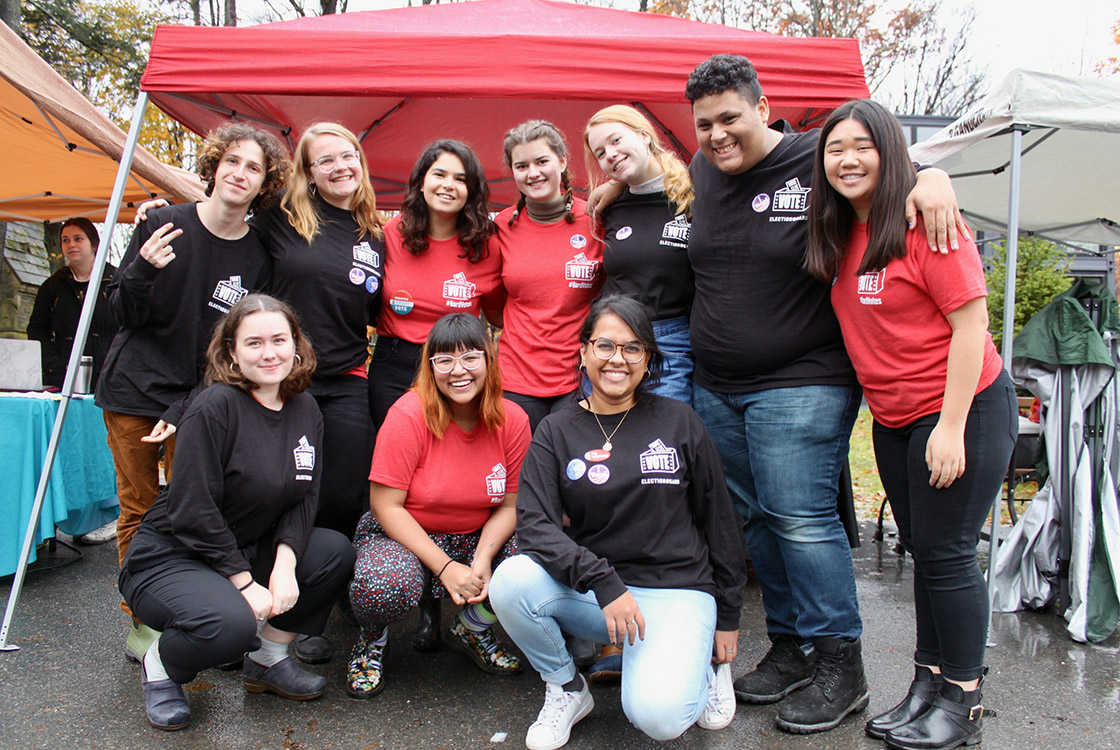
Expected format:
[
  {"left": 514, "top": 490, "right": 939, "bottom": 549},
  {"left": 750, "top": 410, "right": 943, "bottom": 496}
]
[
  {"left": 430, "top": 350, "right": 486, "bottom": 373},
  {"left": 310, "top": 150, "right": 361, "bottom": 173},
  {"left": 588, "top": 338, "right": 646, "bottom": 364}
]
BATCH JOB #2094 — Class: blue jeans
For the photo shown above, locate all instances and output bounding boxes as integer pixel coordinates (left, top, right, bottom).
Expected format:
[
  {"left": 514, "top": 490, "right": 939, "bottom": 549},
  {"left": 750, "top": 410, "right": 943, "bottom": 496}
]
[
  {"left": 649, "top": 316, "right": 694, "bottom": 406},
  {"left": 692, "top": 382, "right": 862, "bottom": 641},
  {"left": 490, "top": 555, "right": 716, "bottom": 741}
]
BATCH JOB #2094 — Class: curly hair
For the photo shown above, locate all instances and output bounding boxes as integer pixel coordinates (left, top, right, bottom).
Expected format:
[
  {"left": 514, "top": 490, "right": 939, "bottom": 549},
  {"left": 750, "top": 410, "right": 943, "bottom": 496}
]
[
  {"left": 206, "top": 294, "right": 317, "bottom": 399},
  {"left": 413, "top": 313, "right": 505, "bottom": 438},
  {"left": 502, "top": 120, "right": 575, "bottom": 227},
  {"left": 397, "top": 140, "right": 494, "bottom": 263},
  {"left": 583, "top": 105, "right": 694, "bottom": 218},
  {"left": 685, "top": 54, "right": 764, "bottom": 106},
  {"left": 196, "top": 122, "right": 289, "bottom": 213},
  {"left": 281, "top": 122, "right": 385, "bottom": 243}
]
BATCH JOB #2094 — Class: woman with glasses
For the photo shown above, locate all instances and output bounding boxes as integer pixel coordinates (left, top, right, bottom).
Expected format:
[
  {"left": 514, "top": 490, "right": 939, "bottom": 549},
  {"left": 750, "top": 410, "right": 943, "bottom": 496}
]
[
  {"left": 346, "top": 313, "right": 531, "bottom": 698},
  {"left": 368, "top": 140, "right": 502, "bottom": 434},
  {"left": 490, "top": 295, "right": 747, "bottom": 750}
]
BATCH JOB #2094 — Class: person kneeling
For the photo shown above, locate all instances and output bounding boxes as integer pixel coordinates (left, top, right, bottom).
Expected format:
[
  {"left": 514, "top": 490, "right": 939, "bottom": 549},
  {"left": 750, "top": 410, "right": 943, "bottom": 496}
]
[
  {"left": 346, "top": 314, "right": 530, "bottom": 697},
  {"left": 119, "top": 295, "right": 354, "bottom": 730}
]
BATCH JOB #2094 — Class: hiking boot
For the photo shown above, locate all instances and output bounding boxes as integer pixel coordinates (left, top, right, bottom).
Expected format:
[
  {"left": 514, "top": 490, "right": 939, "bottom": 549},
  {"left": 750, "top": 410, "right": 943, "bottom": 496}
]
[
  {"left": 885, "top": 678, "right": 985, "bottom": 749},
  {"left": 733, "top": 634, "right": 815, "bottom": 704},
  {"left": 776, "top": 636, "right": 869, "bottom": 734},
  {"left": 448, "top": 620, "right": 522, "bottom": 675},
  {"left": 346, "top": 631, "right": 388, "bottom": 699},
  {"left": 525, "top": 677, "right": 594, "bottom": 750},
  {"left": 867, "top": 665, "right": 942, "bottom": 739},
  {"left": 698, "top": 662, "right": 736, "bottom": 730}
]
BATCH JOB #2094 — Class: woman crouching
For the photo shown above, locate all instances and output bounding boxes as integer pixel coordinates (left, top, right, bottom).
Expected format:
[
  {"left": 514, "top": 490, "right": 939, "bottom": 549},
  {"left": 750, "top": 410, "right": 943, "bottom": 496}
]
[
  {"left": 346, "top": 313, "right": 531, "bottom": 697},
  {"left": 119, "top": 294, "right": 355, "bottom": 730}
]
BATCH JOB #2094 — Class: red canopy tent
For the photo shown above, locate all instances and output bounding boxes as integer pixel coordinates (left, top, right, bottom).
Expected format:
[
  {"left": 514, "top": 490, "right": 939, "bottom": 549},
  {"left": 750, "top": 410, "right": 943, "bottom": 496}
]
[{"left": 140, "top": 0, "right": 868, "bottom": 208}]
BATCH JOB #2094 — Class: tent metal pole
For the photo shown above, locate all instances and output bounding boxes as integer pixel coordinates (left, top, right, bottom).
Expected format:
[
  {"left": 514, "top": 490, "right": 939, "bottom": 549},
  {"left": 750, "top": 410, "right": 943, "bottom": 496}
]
[
  {"left": 0, "top": 91, "right": 150, "bottom": 653},
  {"left": 987, "top": 125, "right": 1026, "bottom": 645}
]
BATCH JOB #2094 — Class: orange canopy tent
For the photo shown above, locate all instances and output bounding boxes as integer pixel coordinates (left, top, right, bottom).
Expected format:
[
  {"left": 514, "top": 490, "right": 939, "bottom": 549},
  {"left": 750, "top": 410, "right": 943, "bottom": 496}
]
[{"left": 0, "top": 22, "right": 203, "bottom": 223}]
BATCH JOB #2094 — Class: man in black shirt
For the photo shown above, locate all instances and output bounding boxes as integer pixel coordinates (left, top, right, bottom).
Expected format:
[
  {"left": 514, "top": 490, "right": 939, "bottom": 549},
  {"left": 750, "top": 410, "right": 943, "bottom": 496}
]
[{"left": 684, "top": 55, "right": 964, "bottom": 735}]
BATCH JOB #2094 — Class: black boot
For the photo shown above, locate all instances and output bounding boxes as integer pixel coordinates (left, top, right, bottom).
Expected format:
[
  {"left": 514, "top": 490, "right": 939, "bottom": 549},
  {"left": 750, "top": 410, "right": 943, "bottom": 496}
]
[
  {"left": 776, "top": 636, "right": 869, "bottom": 734},
  {"left": 733, "top": 634, "right": 815, "bottom": 704},
  {"left": 411, "top": 596, "right": 442, "bottom": 652},
  {"left": 866, "top": 665, "right": 942, "bottom": 739},
  {"left": 885, "top": 679, "right": 984, "bottom": 750}
]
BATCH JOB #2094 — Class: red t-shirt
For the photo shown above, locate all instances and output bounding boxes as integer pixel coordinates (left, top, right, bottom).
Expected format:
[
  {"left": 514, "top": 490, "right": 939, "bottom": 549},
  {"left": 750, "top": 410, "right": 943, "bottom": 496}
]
[
  {"left": 377, "top": 214, "right": 503, "bottom": 344},
  {"left": 369, "top": 390, "right": 531, "bottom": 534},
  {"left": 830, "top": 220, "right": 1002, "bottom": 428},
  {"left": 494, "top": 199, "right": 604, "bottom": 397}
]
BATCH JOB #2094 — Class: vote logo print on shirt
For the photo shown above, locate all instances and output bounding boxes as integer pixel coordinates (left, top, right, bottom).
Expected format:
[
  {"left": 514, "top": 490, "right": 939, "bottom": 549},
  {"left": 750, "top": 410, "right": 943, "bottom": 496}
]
[
  {"left": 293, "top": 436, "right": 316, "bottom": 481},
  {"left": 858, "top": 269, "right": 887, "bottom": 306},
  {"left": 565, "top": 253, "right": 598, "bottom": 290},
  {"left": 443, "top": 272, "right": 476, "bottom": 309},
  {"left": 209, "top": 275, "right": 248, "bottom": 313},
  {"left": 639, "top": 439, "right": 681, "bottom": 486},
  {"left": 486, "top": 463, "right": 507, "bottom": 503}
]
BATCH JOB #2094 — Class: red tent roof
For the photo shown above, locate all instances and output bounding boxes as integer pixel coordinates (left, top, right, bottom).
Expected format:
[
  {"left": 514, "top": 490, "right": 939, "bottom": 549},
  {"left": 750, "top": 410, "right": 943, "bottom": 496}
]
[{"left": 141, "top": 0, "right": 867, "bottom": 208}]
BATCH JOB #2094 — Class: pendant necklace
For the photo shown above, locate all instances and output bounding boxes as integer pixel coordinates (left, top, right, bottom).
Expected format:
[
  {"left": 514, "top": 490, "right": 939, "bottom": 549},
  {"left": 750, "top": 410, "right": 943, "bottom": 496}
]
[{"left": 591, "top": 404, "right": 633, "bottom": 452}]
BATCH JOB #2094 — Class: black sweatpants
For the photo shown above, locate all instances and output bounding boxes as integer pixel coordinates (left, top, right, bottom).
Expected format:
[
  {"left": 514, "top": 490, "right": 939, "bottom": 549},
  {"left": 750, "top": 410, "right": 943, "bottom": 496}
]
[
  {"left": 872, "top": 371, "right": 1017, "bottom": 681},
  {"left": 309, "top": 374, "right": 373, "bottom": 539},
  {"left": 119, "top": 527, "right": 355, "bottom": 685}
]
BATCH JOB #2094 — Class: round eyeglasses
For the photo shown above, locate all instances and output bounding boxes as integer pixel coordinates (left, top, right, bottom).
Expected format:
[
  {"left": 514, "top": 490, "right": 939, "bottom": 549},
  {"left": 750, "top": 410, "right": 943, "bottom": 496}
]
[
  {"left": 430, "top": 350, "right": 486, "bottom": 373},
  {"left": 310, "top": 150, "right": 361, "bottom": 173},
  {"left": 587, "top": 338, "right": 646, "bottom": 364}
]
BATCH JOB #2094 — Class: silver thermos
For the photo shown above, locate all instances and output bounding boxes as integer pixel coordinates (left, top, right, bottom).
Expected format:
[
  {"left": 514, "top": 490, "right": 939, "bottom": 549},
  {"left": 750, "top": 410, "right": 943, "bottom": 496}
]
[{"left": 75, "top": 355, "right": 93, "bottom": 395}]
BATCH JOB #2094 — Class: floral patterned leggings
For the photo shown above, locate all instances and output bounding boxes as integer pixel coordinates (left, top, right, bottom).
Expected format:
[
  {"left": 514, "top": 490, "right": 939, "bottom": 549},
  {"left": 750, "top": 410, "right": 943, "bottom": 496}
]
[{"left": 348, "top": 511, "right": 517, "bottom": 639}]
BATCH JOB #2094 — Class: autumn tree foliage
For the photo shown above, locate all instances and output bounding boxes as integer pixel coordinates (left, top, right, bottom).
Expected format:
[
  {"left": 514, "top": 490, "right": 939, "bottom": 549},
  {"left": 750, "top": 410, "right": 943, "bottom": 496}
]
[{"left": 1097, "top": 19, "right": 1120, "bottom": 76}]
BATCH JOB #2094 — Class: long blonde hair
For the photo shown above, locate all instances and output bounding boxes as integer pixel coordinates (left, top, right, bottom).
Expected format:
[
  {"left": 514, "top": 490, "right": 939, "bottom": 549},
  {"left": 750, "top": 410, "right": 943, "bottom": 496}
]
[
  {"left": 583, "top": 105, "right": 693, "bottom": 218},
  {"left": 281, "top": 122, "right": 384, "bottom": 243}
]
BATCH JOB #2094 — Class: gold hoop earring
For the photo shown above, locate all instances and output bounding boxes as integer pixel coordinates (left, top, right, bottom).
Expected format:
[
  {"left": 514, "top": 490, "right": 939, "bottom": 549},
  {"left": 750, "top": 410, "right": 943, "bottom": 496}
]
[
  {"left": 230, "top": 361, "right": 241, "bottom": 375},
  {"left": 294, "top": 353, "right": 302, "bottom": 366}
]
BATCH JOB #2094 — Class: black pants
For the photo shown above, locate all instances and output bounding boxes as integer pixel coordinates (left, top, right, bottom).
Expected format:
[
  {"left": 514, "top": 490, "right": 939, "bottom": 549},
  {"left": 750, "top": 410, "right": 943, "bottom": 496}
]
[
  {"left": 503, "top": 390, "right": 578, "bottom": 433},
  {"left": 309, "top": 374, "right": 373, "bottom": 539},
  {"left": 872, "top": 371, "right": 1016, "bottom": 681},
  {"left": 367, "top": 336, "right": 424, "bottom": 432},
  {"left": 119, "top": 527, "right": 355, "bottom": 685}
]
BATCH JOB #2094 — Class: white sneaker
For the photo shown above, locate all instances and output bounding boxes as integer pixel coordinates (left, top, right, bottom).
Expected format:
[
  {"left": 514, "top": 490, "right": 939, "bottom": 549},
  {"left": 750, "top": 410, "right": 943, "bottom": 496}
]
[
  {"left": 78, "top": 519, "right": 118, "bottom": 545},
  {"left": 525, "top": 678, "right": 594, "bottom": 750},
  {"left": 698, "top": 662, "right": 736, "bottom": 730}
]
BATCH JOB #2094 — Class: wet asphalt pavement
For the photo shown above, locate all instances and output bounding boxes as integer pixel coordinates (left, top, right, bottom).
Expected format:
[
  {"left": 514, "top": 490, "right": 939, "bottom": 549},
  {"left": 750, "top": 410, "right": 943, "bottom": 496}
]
[{"left": 2, "top": 522, "right": 1118, "bottom": 750}]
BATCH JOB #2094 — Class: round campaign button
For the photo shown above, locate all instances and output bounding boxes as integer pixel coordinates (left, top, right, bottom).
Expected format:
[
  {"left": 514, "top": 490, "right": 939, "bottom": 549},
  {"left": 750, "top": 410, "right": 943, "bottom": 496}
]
[
  {"left": 566, "top": 458, "right": 587, "bottom": 481},
  {"left": 365, "top": 274, "right": 380, "bottom": 294},
  {"left": 587, "top": 464, "right": 610, "bottom": 485},
  {"left": 349, "top": 267, "right": 366, "bottom": 285},
  {"left": 570, "top": 234, "right": 588, "bottom": 249},
  {"left": 615, "top": 226, "right": 633, "bottom": 240},
  {"left": 389, "top": 291, "right": 414, "bottom": 315}
]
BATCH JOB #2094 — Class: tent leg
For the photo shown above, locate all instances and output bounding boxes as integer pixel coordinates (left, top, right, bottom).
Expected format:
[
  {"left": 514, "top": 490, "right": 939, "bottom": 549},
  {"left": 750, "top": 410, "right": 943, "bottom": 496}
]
[
  {"left": 999, "top": 126, "right": 1025, "bottom": 368},
  {"left": 0, "top": 92, "right": 150, "bottom": 653}
]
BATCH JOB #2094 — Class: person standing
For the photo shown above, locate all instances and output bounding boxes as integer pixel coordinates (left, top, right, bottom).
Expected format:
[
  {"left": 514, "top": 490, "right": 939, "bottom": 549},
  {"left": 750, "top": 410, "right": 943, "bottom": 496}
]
[
  {"left": 683, "top": 54, "right": 967, "bottom": 734},
  {"left": 97, "top": 123, "right": 286, "bottom": 661},
  {"left": 804, "top": 99, "right": 1015, "bottom": 750},
  {"left": 27, "top": 218, "right": 118, "bottom": 391}
]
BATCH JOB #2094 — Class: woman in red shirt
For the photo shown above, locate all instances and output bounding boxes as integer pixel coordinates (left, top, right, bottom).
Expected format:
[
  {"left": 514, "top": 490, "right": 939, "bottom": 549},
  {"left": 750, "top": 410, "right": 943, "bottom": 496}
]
[
  {"left": 368, "top": 141, "right": 502, "bottom": 433},
  {"left": 494, "top": 120, "right": 603, "bottom": 430},
  {"left": 347, "top": 313, "right": 531, "bottom": 698},
  {"left": 804, "top": 99, "right": 1016, "bottom": 750}
]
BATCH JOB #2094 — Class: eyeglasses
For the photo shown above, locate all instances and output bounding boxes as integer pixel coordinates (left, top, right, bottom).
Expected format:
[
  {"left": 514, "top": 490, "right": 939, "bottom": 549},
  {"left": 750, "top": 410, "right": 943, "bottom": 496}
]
[
  {"left": 587, "top": 338, "right": 646, "bottom": 364},
  {"left": 430, "top": 350, "right": 486, "bottom": 373},
  {"left": 310, "top": 150, "right": 361, "bottom": 173}
]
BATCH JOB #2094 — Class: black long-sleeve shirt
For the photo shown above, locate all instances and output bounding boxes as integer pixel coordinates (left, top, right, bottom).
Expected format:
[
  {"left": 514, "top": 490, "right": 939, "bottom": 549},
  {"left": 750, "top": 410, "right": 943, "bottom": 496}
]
[
  {"left": 253, "top": 196, "right": 383, "bottom": 377},
  {"left": 516, "top": 396, "right": 746, "bottom": 630},
  {"left": 96, "top": 203, "right": 272, "bottom": 423},
  {"left": 138, "top": 384, "right": 324, "bottom": 577},
  {"left": 26, "top": 264, "right": 117, "bottom": 388}
]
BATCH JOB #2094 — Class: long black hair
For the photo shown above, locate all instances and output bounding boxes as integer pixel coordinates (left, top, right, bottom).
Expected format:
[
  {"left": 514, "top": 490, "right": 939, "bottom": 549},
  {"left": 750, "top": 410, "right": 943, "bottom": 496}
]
[
  {"left": 804, "top": 99, "right": 915, "bottom": 283},
  {"left": 397, "top": 139, "right": 494, "bottom": 262}
]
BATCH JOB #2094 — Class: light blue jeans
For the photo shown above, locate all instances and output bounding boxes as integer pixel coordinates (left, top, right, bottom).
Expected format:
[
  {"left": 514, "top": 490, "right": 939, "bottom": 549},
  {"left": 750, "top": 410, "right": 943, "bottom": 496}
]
[
  {"left": 692, "top": 382, "right": 862, "bottom": 641},
  {"left": 649, "top": 316, "right": 694, "bottom": 406},
  {"left": 490, "top": 554, "right": 717, "bottom": 741}
]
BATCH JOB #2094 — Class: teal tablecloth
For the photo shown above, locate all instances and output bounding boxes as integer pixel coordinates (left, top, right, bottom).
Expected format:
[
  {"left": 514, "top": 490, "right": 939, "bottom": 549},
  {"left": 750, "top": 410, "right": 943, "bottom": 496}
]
[{"left": 1, "top": 393, "right": 118, "bottom": 576}]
